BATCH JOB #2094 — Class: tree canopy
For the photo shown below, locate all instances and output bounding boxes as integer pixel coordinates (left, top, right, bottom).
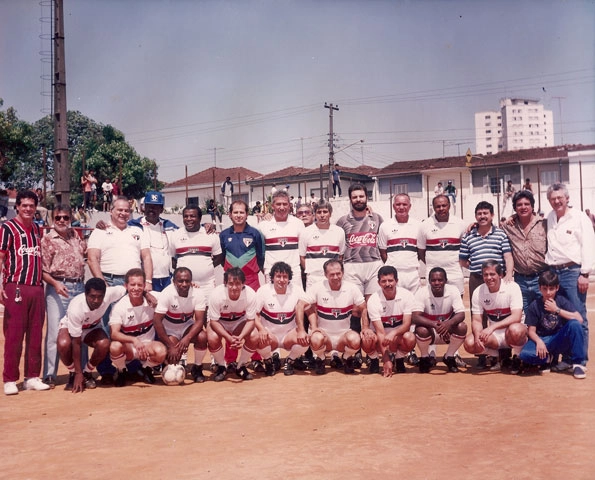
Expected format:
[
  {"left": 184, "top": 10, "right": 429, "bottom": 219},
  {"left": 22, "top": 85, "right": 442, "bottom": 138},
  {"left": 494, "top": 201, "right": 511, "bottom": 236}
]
[{"left": 0, "top": 100, "right": 163, "bottom": 206}]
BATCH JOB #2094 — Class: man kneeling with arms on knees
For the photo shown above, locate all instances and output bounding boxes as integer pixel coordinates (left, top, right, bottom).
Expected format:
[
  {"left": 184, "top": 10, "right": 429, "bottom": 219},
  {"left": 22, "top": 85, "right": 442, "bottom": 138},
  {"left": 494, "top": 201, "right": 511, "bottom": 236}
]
[
  {"left": 297, "top": 259, "right": 367, "bottom": 375},
  {"left": 109, "top": 268, "right": 167, "bottom": 387},
  {"left": 363, "top": 266, "right": 416, "bottom": 377},
  {"left": 519, "top": 270, "right": 586, "bottom": 379},
  {"left": 412, "top": 267, "right": 468, "bottom": 373},
  {"left": 57, "top": 278, "right": 126, "bottom": 393},
  {"left": 153, "top": 267, "right": 208, "bottom": 383},
  {"left": 253, "top": 261, "right": 309, "bottom": 376},
  {"left": 464, "top": 260, "right": 527, "bottom": 373}
]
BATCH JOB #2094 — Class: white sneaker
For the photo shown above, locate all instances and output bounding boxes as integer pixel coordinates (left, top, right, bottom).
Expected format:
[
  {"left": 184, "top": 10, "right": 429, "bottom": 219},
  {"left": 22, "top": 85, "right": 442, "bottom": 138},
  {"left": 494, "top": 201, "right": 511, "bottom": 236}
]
[
  {"left": 23, "top": 377, "right": 50, "bottom": 391},
  {"left": 4, "top": 381, "right": 18, "bottom": 395}
]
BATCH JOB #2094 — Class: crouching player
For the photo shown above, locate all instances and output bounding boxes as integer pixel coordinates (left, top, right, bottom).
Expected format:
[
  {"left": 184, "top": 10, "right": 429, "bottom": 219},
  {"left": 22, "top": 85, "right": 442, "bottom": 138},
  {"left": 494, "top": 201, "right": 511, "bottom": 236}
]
[
  {"left": 109, "top": 268, "right": 167, "bottom": 387},
  {"left": 153, "top": 267, "right": 208, "bottom": 383},
  {"left": 363, "top": 266, "right": 416, "bottom": 376},
  {"left": 57, "top": 278, "right": 126, "bottom": 393},
  {"left": 253, "top": 262, "right": 309, "bottom": 376},
  {"left": 412, "top": 267, "right": 467, "bottom": 373},
  {"left": 519, "top": 271, "right": 586, "bottom": 379},
  {"left": 464, "top": 260, "right": 527, "bottom": 373},
  {"left": 297, "top": 259, "right": 366, "bottom": 375},
  {"left": 207, "top": 267, "right": 258, "bottom": 381}
]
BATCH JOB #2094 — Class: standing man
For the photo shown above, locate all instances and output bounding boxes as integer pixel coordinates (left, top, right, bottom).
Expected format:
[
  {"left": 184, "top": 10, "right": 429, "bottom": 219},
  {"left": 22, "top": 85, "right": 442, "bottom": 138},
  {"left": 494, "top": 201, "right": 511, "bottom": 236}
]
[
  {"left": 545, "top": 183, "right": 594, "bottom": 368},
  {"left": 464, "top": 260, "right": 527, "bottom": 372},
  {"left": 297, "top": 260, "right": 367, "bottom": 375},
  {"left": 500, "top": 190, "right": 548, "bottom": 310},
  {"left": 335, "top": 183, "right": 384, "bottom": 299},
  {"left": 364, "top": 266, "right": 417, "bottom": 376},
  {"left": 101, "top": 178, "right": 113, "bottom": 212},
  {"left": 258, "top": 190, "right": 305, "bottom": 280},
  {"left": 169, "top": 204, "right": 224, "bottom": 299},
  {"left": 412, "top": 267, "right": 468, "bottom": 374},
  {"left": 129, "top": 191, "right": 178, "bottom": 292},
  {"left": 299, "top": 200, "right": 345, "bottom": 290},
  {"left": 332, "top": 164, "right": 342, "bottom": 197},
  {"left": 41, "top": 205, "right": 87, "bottom": 388},
  {"left": 378, "top": 193, "right": 422, "bottom": 293},
  {"left": 221, "top": 176, "right": 234, "bottom": 212},
  {"left": 220, "top": 200, "right": 265, "bottom": 292},
  {"left": 1, "top": 190, "right": 49, "bottom": 395},
  {"left": 444, "top": 180, "right": 457, "bottom": 208},
  {"left": 459, "top": 201, "right": 514, "bottom": 301},
  {"left": 87, "top": 196, "right": 153, "bottom": 382}
]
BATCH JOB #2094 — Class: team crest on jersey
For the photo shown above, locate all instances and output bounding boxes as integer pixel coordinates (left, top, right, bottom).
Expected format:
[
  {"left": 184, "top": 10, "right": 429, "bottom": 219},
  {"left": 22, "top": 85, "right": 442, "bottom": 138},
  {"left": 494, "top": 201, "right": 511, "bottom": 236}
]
[
  {"left": 400, "top": 239, "right": 409, "bottom": 247},
  {"left": 278, "top": 238, "right": 287, "bottom": 247},
  {"left": 439, "top": 239, "right": 448, "bottom": 248},
  {"left": 243, "top": 238, "right": 253, "bottom": 247},
  {"left": 132, "top": 234, "right": 140, "bottom": 241},
  {"left": 368, "top": 221, "right": 376, "bottom": 230},
  {"left": 278, "top": 313, "right": 287, "bottom": 322},
  {"left": 321, "top": 247, "right": 328, "bottom": 255},
  {"left": 227, "top": 237, "right": 233, "bottom": 243},
  {"left": 437, "top": 316, "right": 445, "bottom": 322},
  {"left": 389, "top": 316, "right": 397, "bottom": 324},
  {"left": 332, "top": 309, "right": 342, "bottom": 318}
]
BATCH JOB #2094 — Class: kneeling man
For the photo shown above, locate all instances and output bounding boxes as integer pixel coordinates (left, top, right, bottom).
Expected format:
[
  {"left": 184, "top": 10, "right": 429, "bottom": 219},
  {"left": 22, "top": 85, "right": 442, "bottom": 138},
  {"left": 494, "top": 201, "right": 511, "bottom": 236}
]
[{"left": 464, "top": 260, "right": 527, "bottom": 372}]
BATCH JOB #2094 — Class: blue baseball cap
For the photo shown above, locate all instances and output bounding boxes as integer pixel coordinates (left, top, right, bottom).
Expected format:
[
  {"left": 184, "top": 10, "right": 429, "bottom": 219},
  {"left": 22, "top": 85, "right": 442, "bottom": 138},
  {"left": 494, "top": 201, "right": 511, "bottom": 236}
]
[{"left": 144, "top": 191, "right": 164, "bottom": 205}]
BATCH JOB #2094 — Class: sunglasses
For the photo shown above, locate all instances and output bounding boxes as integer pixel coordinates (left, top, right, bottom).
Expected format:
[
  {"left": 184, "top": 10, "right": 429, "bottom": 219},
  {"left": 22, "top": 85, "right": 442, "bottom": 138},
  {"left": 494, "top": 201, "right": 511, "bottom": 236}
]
[
  {"left": 55, "top": 215, "right": 70, "bottom": 221},
  {"left": 296, "top": 210, "right": 312, "bottom": 215}
]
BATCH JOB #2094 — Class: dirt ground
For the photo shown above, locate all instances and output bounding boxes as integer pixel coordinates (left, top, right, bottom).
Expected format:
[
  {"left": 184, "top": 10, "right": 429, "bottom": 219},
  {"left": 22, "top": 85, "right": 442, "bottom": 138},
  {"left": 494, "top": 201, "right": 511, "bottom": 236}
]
[{"left": 1, "top": 288, "right": 594, "bottom": 480}]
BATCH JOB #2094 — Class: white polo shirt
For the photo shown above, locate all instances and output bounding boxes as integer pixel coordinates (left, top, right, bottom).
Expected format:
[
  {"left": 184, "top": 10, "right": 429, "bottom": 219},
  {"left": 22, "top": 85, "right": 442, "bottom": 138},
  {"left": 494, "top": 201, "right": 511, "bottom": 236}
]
[{"left": 88, "top": 224, "right": 149, "bottom": 275}]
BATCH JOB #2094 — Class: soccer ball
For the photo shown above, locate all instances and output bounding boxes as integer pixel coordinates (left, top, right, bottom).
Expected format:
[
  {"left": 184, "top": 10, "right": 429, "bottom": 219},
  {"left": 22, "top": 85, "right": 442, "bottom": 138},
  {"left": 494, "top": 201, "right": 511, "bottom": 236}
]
[{"left": 161, "top": 364, "right": 186, "bottom": 385}]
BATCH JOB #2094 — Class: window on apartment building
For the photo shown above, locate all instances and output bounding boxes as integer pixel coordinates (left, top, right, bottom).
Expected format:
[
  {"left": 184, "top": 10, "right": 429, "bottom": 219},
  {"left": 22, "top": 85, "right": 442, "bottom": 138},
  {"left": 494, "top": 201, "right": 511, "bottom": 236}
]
[
  {"left": 486, "top": 130, "right": 491, "bottom": 133},
  {"left": 498, "top": 123, "right": 502, "bottom": 127},
  {"left": 497, "top": 116, "right": 501, "bottom": 120},
  {"left": 487, "top": 151, "right": 492, "bottom": 155},
  {"left": 485, "top": 115, "right": 491, "bottom": 119},
  {"left": 486, "top": 144, "right": 492, "bottom": 148},
  {"left": 490, "top": 177, "right": 502, "bottom": 194},
  {"left": 485, "top": 123, "right": 491, "bottom": 127}
]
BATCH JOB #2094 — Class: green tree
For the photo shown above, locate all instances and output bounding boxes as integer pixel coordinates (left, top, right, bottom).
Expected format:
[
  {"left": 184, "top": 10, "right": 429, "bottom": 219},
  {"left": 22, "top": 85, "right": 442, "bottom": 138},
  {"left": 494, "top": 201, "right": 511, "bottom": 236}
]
[{"left": 0, "top": 99, "right": 34, "bottom": 185}]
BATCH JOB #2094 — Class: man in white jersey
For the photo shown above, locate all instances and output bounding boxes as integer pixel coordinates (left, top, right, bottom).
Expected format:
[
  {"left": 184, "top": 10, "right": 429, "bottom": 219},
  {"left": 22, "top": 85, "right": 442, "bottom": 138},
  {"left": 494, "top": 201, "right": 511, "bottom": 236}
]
[
  {"left": 378, "top": 193, "right": 422, "bottom": 293},
  {"left": 252, "top": 262, "right": 309, "bottom": 376},
  {"left": 109, "top": 269, "right": 166, "bottom": 387},
  {"left": 153, "top": 267, "right": 208, "bottom": 383},
  {"left": 207, "top": 267, "right": 259, "bottom": 382},
  {"left": 412, "top": 267, "right": 468, "bottom": 374},
  {"left": 258, "top": 190, "right": 305, "bottom": 280},
  {"left": 464, "top": 260, "right": 527, "bottom": 373},
  {"left": 170, "top": 205, "right": 223, "bottom": 299},
  {"left": 363, "top": 266, "right": 416, "bottom": 377},
  {"left": 299, "top": 200, "right": 345, "bottom": 290},
  {"left": 57, "top": 278, "right": 126, "bottom": 393},
  {"left": 297, "top": 260, "right": 367, "bottom": 375},
  {"left": 418, "top": 195, "right": 466, "bottom": 295}
]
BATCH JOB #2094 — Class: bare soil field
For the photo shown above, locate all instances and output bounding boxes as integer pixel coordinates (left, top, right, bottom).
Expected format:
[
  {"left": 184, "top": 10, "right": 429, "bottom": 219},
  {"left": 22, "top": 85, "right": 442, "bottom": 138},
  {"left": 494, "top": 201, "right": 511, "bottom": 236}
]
[{"left": 1, "top": 290, "right": 594, "bottom": 480}]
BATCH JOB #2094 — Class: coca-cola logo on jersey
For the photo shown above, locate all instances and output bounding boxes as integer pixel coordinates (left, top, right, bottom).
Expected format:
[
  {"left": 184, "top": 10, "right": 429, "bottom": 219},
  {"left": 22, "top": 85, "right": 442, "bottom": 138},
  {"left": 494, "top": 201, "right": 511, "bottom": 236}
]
[
  {"left": 348, "top": 232, "right": 377, "bottom": 247},
  {"left": 17, "top": 245, "right": 41, "bottom": 256}
]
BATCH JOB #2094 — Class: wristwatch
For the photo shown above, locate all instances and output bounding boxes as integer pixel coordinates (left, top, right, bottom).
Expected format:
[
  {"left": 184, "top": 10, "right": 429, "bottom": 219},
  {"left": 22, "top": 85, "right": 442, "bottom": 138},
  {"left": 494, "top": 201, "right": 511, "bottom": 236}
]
[
  {"left": 580, "top": 273, "right": 589, "bottom": 278},
  {"left": 555, "top": 308, "right": 561, "bottom": 315}
]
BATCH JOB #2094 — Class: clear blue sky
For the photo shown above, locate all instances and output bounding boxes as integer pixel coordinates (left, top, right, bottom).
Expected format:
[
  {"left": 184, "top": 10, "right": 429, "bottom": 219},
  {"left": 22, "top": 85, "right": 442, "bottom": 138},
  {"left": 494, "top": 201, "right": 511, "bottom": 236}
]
[{"left": 1, "top": 0, "right": 594, "bottom": 183}]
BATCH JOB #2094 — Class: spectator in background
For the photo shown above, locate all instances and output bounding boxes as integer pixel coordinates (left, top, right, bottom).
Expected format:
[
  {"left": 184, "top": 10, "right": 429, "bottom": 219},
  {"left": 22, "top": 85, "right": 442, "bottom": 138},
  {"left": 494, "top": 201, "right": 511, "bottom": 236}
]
[
  {"left": 332, "top": 164, "right": 342, "bottom": 197},
  {"left": 523, "top": 178, "right": 533, "bottom": 192},
  {"left": 33, "top": 211, "right": 46, "bottom": 227},
  {"left": 72, "top": 205, "right": 90, "bottom": 228},
  {"left": 221, "top": 176, "right": 234, "bottom": 211},
  {"left": 0, "top": 189, "right": 8, "bottom": 220},
  {"left": 81, "top": 170, "right": 95, "bottom": 210},
  {"left": 111, "top": 179, "right": 120, "bottom": 197},
  {"left": 89, "top": 171, "right": 98, "bottom": 209},
  {"left": 434, "top": 182, "right": 444, "bottom": 196},
  {"left": 102, "top": 178, "right": 113, "bottom": 212}
]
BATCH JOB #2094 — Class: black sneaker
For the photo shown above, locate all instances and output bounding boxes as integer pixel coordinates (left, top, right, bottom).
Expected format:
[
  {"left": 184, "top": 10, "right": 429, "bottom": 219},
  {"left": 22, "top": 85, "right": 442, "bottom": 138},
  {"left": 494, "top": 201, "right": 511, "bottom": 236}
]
[
  {"left": 476, "top": 354, "right": 488, "bottom": 370},
  {"left": 443, "top": 356, "right": 460, "bottom": 373},
  {"left": 330, "top": 354, "right": 343, "bottom": 369},
  {"left": 100, "top": 373, "right": 114, "bottom": 386},
  {"left": 251, "top": 359, "right": 265, "bottom": 373},
  {"left": 429, "top": 354, "right": 437, "bottom": 367},
  {"left": 264, "top": 358, "right": 275, "bottom": 377},
  {"left": 140, "top": 366, "right": 156, "bottom": 384},
  {"left": 236, "top": 365, "right": 254, "bottom": 381},
  {"left": 292, "top": 357, "right": 307, "bottom": 371},
  {"left": 419, "top": 356, "right": 431, "bottom": 373},
  {"left": 454, "top": 353, "right": 470, "bottom": 368},
  {"left": 272, "top": 352, "right": 281, "bottom": 372},
  {"left": 314, "top": 357, "right": 326, "bottom": 375},
  {"left": 344, "top": 356, "right": 356, "bottom": 374},
  {"left": 43, "top": 377, "right": 56, "bottom": 389},
  {"left": 352, "top": 351, "right": 363, "bottom": 368},
  {"left": 510, "top": 355, "right": 522, "bottom": 375},
  {"left": 191, "top": 364, "right": 206, "bottom": 383},
  {"left": 407, "top": 351, "right": 420, "bottom": 366},
  {"left": 226, "top": 361, "right": 237, "bottom": 374},
  {"left": 284, "top": 358, "right": 295, "bottom": 376},
  {"left": 64, "top": 372, "right": 75, "bottom": 391},
  {"left": 114, "top": 369, "right": 128, "bottom": 387},
  {"left": 369, "top": 358, "right": 380, "bottom": 374},
  {"left": 394, "top": 358, "right": 406, "bottom": 373},
  {"left": 83, "top": 372, "right": 97, "bottom": 389},
  {"left": 213, "top": 365, "right": 227, "bottom": 382},
  {"left": 499, "top": 348, "right": 513, "bottom": 369}
]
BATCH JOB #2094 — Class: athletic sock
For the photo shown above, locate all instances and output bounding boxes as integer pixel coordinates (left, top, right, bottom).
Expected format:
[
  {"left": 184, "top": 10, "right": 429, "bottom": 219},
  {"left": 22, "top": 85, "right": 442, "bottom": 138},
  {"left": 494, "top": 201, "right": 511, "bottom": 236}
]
[
  {"left": 110, "top": 353, "right": 126, "bottom": 371},
  {"left": 238, "top": 346, "right": 255, "bottom": 366},
  {"left": 288, "top": 344, "right": 308, "bottom": 360},
  {"left": 194, "top": 347, "right": 207, "bottom": 365},
  {"left": 210, "top": 345, "right": 226, "bottom": 366},
  {"left": 416, "top": 335, "right": 432, "bottom": 357},
  {"left": 257, "top": 345, "right": 272, "bottom": 359}
]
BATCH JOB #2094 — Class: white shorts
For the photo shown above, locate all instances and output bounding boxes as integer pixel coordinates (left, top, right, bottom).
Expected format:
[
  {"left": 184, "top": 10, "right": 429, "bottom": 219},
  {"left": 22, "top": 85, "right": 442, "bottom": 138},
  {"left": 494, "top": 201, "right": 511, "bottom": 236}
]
[
  {"left": 163, "top": 319, "right": 194, "bottom": 340},
  {"left": 344, "top": 261, "right": 383, "bottom": 296},
  {"left": 488, "top": 323, "right": 509, "bottom": 349},
  {"left": 212, "top": 319, "right": 246, "bottom": 335},
  {"left": 306, "top": 273, "right": 326, "bottom": 292},
  {"left": 265, "top": 323, "right": 296, "bottom": 347},
  {"left": 396, "top": 269, "right": 420, "bottom": 294},
  {"left": 131, "top": 339, "right": 154, "bottom": 358},
  {"left": 316, "top": 328, "right": 348, "bottom": 351},
  {"left": 448, "top": 277, "right": 464, "bottom": 296},
  {"left": 58, "top": 318, "right": 103, "bottom": 343}
]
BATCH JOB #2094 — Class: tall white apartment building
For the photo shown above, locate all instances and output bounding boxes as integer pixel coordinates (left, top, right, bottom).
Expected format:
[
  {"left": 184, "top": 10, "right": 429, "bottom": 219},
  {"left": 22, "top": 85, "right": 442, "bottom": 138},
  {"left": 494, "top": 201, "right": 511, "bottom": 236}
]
[{"left": 475, "top": 98, "right": 554, "bottom": 155}]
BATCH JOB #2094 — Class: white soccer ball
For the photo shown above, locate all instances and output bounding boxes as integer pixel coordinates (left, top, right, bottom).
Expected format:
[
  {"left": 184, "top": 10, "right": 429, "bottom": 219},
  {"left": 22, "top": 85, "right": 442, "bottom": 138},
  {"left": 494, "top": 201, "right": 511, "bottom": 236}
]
[{"left": 161, "top": 364, "right": 186, "bottom": 385}]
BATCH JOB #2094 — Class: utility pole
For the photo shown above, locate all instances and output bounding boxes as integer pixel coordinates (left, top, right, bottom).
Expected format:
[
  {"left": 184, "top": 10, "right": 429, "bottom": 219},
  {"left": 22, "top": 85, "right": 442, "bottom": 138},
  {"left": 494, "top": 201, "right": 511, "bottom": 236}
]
[
  {"left": 324, "top": 102, "right": 339, "bottom": 200},
  {"left": 53, "top": 0, "right": 69, "bottom": 204}
]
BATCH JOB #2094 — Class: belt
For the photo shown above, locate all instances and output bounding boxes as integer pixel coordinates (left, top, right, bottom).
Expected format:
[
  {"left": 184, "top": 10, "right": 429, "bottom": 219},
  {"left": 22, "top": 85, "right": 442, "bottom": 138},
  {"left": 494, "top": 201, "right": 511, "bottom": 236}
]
[
  {"left": 551, "top": 262, "right": 580, "bottom": 270},
  {"left": 102, "top": 272, "right": 126, "bottom": 280},
  {"left": 514, "top": 272, "right": 540, "bottom": 278},
  {"left": 52, "top": 276, "right": 84, "bottom": 283}
]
